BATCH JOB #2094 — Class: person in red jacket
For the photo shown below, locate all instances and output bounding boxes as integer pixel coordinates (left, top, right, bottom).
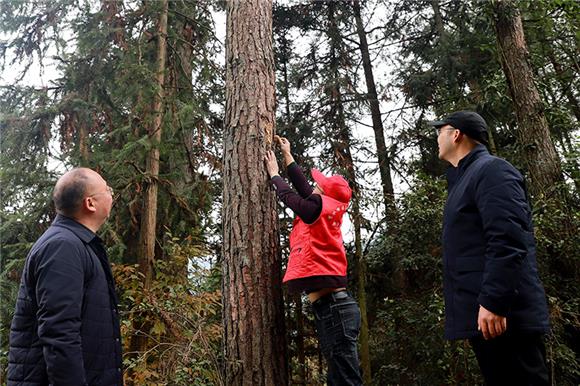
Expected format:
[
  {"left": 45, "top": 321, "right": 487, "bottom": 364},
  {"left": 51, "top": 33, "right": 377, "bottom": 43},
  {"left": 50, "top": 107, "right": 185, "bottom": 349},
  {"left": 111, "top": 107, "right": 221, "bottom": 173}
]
[{"left": 265, "top": 135, "right": 363, "bottom": 386}]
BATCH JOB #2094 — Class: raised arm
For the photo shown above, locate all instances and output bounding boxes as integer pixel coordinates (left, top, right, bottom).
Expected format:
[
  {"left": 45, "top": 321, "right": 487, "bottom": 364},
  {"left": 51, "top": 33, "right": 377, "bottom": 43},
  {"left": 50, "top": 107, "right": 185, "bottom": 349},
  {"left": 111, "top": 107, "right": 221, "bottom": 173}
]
[
  {"left": 265, "top": 149, "right": 321, "bottom": 224},
  {"left": 276, "top": 136, "right": 314, "bottom": 198}
]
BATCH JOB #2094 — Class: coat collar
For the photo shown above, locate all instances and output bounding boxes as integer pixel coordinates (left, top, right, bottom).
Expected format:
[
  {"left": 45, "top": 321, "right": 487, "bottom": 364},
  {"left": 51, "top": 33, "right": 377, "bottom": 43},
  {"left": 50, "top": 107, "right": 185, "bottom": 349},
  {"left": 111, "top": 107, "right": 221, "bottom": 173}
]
[
  {"left": 446, "top": 144, "right": 489, "bottom": 187},
  {"left": 52, "top": 214, "right": 99, "bottom": 244},
  {"left": 457, "top": 144, "right": 488, "bottom": 173}
]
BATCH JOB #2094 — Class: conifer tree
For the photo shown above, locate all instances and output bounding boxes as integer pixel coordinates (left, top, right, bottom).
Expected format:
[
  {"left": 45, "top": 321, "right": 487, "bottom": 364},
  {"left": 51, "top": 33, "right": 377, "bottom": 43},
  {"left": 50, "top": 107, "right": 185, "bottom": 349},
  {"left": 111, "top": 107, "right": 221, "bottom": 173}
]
[{"left": 221, "top": 0, "right": 288, "bottom": 384}]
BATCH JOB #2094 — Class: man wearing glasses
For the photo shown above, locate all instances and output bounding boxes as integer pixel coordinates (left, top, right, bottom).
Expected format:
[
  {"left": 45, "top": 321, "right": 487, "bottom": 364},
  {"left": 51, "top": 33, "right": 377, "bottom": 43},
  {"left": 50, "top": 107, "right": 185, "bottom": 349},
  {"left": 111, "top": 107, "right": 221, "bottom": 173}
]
[
  {"left": 429, "top": 111, "right": 550, "bottom": 385},
  {"left": 7, "top": 168, "right": 123, "bottom": 385}
]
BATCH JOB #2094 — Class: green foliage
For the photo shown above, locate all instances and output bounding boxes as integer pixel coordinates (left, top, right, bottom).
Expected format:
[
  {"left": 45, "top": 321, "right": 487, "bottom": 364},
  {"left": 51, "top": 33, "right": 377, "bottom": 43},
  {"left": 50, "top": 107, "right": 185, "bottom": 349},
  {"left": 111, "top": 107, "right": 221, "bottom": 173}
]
[
  {"left": 367, "top": 175, "right": 446, "bottom": 296},
  {"left": 371, "top": 292, "right": 482, "bottom": 385},
  {"left": 366, "top": 176, "right": 471, "bottom": 384},
  {"left": 114, "top": 236, "right": 222, "bottom": 385},
  {"left": 531, "top": 190, "right": 580, "bottom": 384}
]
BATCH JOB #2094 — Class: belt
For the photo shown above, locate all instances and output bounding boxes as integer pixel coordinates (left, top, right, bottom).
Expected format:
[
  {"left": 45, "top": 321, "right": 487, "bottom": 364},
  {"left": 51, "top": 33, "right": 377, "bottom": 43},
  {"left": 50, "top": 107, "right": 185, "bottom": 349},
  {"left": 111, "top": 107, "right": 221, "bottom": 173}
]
[{"left": 313, "top": 289, "right": 349, "bottom": 306}]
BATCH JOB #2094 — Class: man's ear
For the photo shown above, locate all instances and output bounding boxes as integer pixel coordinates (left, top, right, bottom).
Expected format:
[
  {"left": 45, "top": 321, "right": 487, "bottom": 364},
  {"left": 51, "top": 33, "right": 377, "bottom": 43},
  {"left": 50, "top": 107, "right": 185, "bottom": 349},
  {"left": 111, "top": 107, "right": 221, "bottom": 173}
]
[
  {"left": 453, "top": 130, "right": 464, "bottom": 144},
  {"left": 83, "top": 197, "right": 97, "bottom": 213}
]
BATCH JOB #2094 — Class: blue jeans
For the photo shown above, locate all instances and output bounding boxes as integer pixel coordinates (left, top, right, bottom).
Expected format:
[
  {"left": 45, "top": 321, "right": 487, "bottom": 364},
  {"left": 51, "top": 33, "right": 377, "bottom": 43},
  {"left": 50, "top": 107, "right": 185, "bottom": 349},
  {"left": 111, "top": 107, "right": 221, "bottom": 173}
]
[{"left": 312, "top": 291, "right": 363, "bottom": 386}]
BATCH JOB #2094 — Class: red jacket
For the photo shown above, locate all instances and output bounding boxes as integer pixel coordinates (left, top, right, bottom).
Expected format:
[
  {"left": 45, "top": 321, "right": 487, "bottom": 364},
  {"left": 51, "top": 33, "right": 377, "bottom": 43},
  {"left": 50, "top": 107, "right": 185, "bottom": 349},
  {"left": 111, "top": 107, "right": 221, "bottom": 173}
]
[{"left": 283, "top": 195, "right": 348, "bottom": 282}]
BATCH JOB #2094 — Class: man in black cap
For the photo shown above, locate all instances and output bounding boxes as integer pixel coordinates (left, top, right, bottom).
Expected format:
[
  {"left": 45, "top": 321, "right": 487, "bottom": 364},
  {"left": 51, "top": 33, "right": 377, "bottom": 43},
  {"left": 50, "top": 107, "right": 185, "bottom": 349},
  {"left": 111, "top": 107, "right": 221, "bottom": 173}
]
[{"left": 429, "top": 111, "right": 550, "bottom": 385}]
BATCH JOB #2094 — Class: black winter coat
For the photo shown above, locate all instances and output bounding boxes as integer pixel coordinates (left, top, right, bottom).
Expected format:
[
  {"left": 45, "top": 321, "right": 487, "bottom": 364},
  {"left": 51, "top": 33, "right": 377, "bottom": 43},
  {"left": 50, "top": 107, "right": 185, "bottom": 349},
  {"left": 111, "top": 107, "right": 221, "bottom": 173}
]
[
  {"left": 442, "top": 145, "right": 550, "bottom": 340},
  {"left": 8, "top": 215, "right": 123, "bottom": 385}
]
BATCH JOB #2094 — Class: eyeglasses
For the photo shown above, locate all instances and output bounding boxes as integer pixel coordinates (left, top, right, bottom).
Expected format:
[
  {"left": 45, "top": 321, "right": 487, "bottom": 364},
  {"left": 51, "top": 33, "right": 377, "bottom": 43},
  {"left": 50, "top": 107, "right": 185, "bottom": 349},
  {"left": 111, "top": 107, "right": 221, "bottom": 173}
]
[
  {"left": 434, "top": 127, "right": 457, "bottom": 136},
  {"left": 88, "top": 186, "right": 114, "bottom": 198}
]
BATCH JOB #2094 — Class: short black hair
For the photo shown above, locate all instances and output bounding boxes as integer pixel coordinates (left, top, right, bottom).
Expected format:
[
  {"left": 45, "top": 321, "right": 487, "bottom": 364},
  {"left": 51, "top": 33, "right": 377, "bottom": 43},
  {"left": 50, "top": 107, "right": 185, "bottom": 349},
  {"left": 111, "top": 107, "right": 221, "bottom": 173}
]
[{"left": 53, "top": 169, "right": 91, "bottom": 217}]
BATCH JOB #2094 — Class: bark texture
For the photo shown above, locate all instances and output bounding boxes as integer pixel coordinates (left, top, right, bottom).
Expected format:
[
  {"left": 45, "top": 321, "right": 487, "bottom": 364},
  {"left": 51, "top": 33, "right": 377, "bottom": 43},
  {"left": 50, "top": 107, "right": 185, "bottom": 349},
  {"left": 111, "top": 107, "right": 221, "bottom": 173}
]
[
  {"left": 222, "top": 0, "right": 288, "bottom": 385},
  {"left": 493, "top": 0, "right": 565, "bottom": 197}
]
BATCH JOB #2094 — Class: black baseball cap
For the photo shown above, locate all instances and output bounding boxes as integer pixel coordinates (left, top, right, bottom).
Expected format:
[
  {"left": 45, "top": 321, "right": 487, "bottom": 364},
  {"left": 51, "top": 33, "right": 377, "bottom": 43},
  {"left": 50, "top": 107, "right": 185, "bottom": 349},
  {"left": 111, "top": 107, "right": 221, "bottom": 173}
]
[{"left": 428, "top": 110, "right": 489, "bottom": 145}]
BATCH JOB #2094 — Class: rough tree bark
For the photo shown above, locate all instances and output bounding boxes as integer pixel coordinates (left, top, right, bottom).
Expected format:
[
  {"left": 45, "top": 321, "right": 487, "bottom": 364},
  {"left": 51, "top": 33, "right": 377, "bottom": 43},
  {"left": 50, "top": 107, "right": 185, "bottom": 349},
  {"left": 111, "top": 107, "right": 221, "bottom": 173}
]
[
  {"left": 222, "top": 0, "right": 288, "bottom": 385},
  {"left": 493, "top": 0, "right": 565, "bottom": 198}
]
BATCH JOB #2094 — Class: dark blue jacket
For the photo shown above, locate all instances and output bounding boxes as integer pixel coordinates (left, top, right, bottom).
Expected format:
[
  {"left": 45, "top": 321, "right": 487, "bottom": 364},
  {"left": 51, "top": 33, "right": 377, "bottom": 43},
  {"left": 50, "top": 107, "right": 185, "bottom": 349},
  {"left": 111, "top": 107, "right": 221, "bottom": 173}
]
[
  {"left": 8, "top": 215, "right": 123, "bottom": 385},
  {"left": 442, "top": 145, "right": 549, "bottom": 340}
]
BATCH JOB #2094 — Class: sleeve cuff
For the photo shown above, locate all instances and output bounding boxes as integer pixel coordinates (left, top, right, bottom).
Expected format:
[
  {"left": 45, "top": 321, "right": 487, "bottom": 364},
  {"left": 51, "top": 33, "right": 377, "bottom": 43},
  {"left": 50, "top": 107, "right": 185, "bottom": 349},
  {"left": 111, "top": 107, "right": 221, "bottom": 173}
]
[{"left": 478, "top": 294, "right": 511, "bottom": 317}]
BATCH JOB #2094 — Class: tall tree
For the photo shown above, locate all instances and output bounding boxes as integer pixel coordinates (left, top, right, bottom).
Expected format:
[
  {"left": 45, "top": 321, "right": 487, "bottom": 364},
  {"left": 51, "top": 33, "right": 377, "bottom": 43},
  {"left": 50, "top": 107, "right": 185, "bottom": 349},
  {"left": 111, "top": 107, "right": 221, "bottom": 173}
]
[
  {"left": 137, "top": 0, "right": 168, "bottom": 290},
  {"left": 222, "top": 0, "right": 288, "bottom": 384},
  {"left": 127, "top": 0, "right": 169, "bottom": 372},
  {"left": 352, "top": 0, "right": 397, "bottom": 225},
  {"left": 326, "top": 3, "right": 371, "bottom": 383},
  {"left": 493, "top": 0, "right": 565, "bottom": 198},
  {"left": 273, "top": 6, "right": 310, "bottom": 382}
]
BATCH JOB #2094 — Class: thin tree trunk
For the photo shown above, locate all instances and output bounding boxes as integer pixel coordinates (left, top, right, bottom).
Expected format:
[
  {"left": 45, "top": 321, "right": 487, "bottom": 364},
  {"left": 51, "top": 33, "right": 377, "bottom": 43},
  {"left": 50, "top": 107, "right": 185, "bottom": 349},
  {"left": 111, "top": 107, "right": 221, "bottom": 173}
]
[
  {"left": 222, "top": 1, "right": 288, "bottom": 384},
  {"left": 328, "top": 3, "right": 371, "bottom": 384},
  {"left": 128, "top": 1, "right": 168, "bottom": 381},
  {"left": 78, "top": 121, "right": 89, "bottom": 164},
  {"left": 352, "top": 0, "right": 397, "bottom": 225},
  {"left": 487, "top": 125, "right": 498, "bottom": 155},
  {"left": 431, "top": 0, "right": 447, "bottom": 41},
  {"left": 493, "top": 0, "right": 565, "bottom": 198},
  {"left": 137, "top": 0, "right": 168, "bottom": 288},
  {"left": 295, "top": 294, "right": 306, "bottom": 385},
  {"left": 546, "top": 45, "right": 580, "bottom": 122},
  {"left": 278, "top": 33, "right": 308, "bottom": 383}
]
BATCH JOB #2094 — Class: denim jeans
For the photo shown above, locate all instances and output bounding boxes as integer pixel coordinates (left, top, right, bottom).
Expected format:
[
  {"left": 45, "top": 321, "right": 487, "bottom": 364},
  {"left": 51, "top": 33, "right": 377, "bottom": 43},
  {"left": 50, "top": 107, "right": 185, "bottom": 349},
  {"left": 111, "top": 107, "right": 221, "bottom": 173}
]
[{"left": 312, "top": 291, "right": 363, "bottom": 386}]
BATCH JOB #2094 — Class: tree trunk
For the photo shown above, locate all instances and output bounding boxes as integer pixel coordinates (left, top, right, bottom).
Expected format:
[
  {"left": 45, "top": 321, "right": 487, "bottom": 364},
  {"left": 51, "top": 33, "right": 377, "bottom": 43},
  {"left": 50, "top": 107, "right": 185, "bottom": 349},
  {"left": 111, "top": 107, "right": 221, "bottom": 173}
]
[
  {"left": 431, "top": 0, "right": 447, "bottom": 41},
  {"left": 222, "top": 1, "right": 288, "bottom": 385},
  {"left": 544, "top": 40, "right": 580, "bottom": 123},
  {"left": 276, "top": 29, "right": 308, "bottom": 383},
  {"left": 328, "top": 3, "right": 371, "bottom": 384},
  {"left": 493, "top": 0, "right": 565, "bottom": 198},
  {"left": 127, "top": 1, "right": 168, "bottom": 380},
  {"left": 137, "top": 0, "right": 168, "bottom": 288},
  {"left": 352, "top": 0, "right": 397, "bottom": 225},
  {"left": 294, "top": 294, "right": 306, "bottom": 385},
  {"left": 78, "top": 120, "right": 89, "bottom": 164}
]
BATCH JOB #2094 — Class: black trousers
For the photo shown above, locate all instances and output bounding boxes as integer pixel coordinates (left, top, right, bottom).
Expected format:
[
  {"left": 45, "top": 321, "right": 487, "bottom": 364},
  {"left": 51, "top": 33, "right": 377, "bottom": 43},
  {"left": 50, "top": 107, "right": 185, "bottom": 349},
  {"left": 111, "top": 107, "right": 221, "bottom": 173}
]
[
  {"left": 312, "top": 291, "right": 363, "bottom": 386},
  {"left": 469, "top": 332, "right": 549, "bottom": 386}
]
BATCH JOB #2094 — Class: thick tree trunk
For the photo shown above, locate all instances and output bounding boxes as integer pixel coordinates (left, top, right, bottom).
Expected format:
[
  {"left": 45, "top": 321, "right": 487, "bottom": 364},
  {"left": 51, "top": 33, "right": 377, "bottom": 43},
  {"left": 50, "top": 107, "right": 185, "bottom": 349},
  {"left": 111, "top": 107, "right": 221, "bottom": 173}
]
[
  {"left": 328, "top": 4, "right": 371, "bottom": 384},
  {"left": 352, "top": 0, "right": 397, "bottom": 225},
  {"left": 222, "top": 1, "right": 288, "bottom": 385},
  {"left": 493, "top": 0, "right": 565, "bottom": 198}
]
